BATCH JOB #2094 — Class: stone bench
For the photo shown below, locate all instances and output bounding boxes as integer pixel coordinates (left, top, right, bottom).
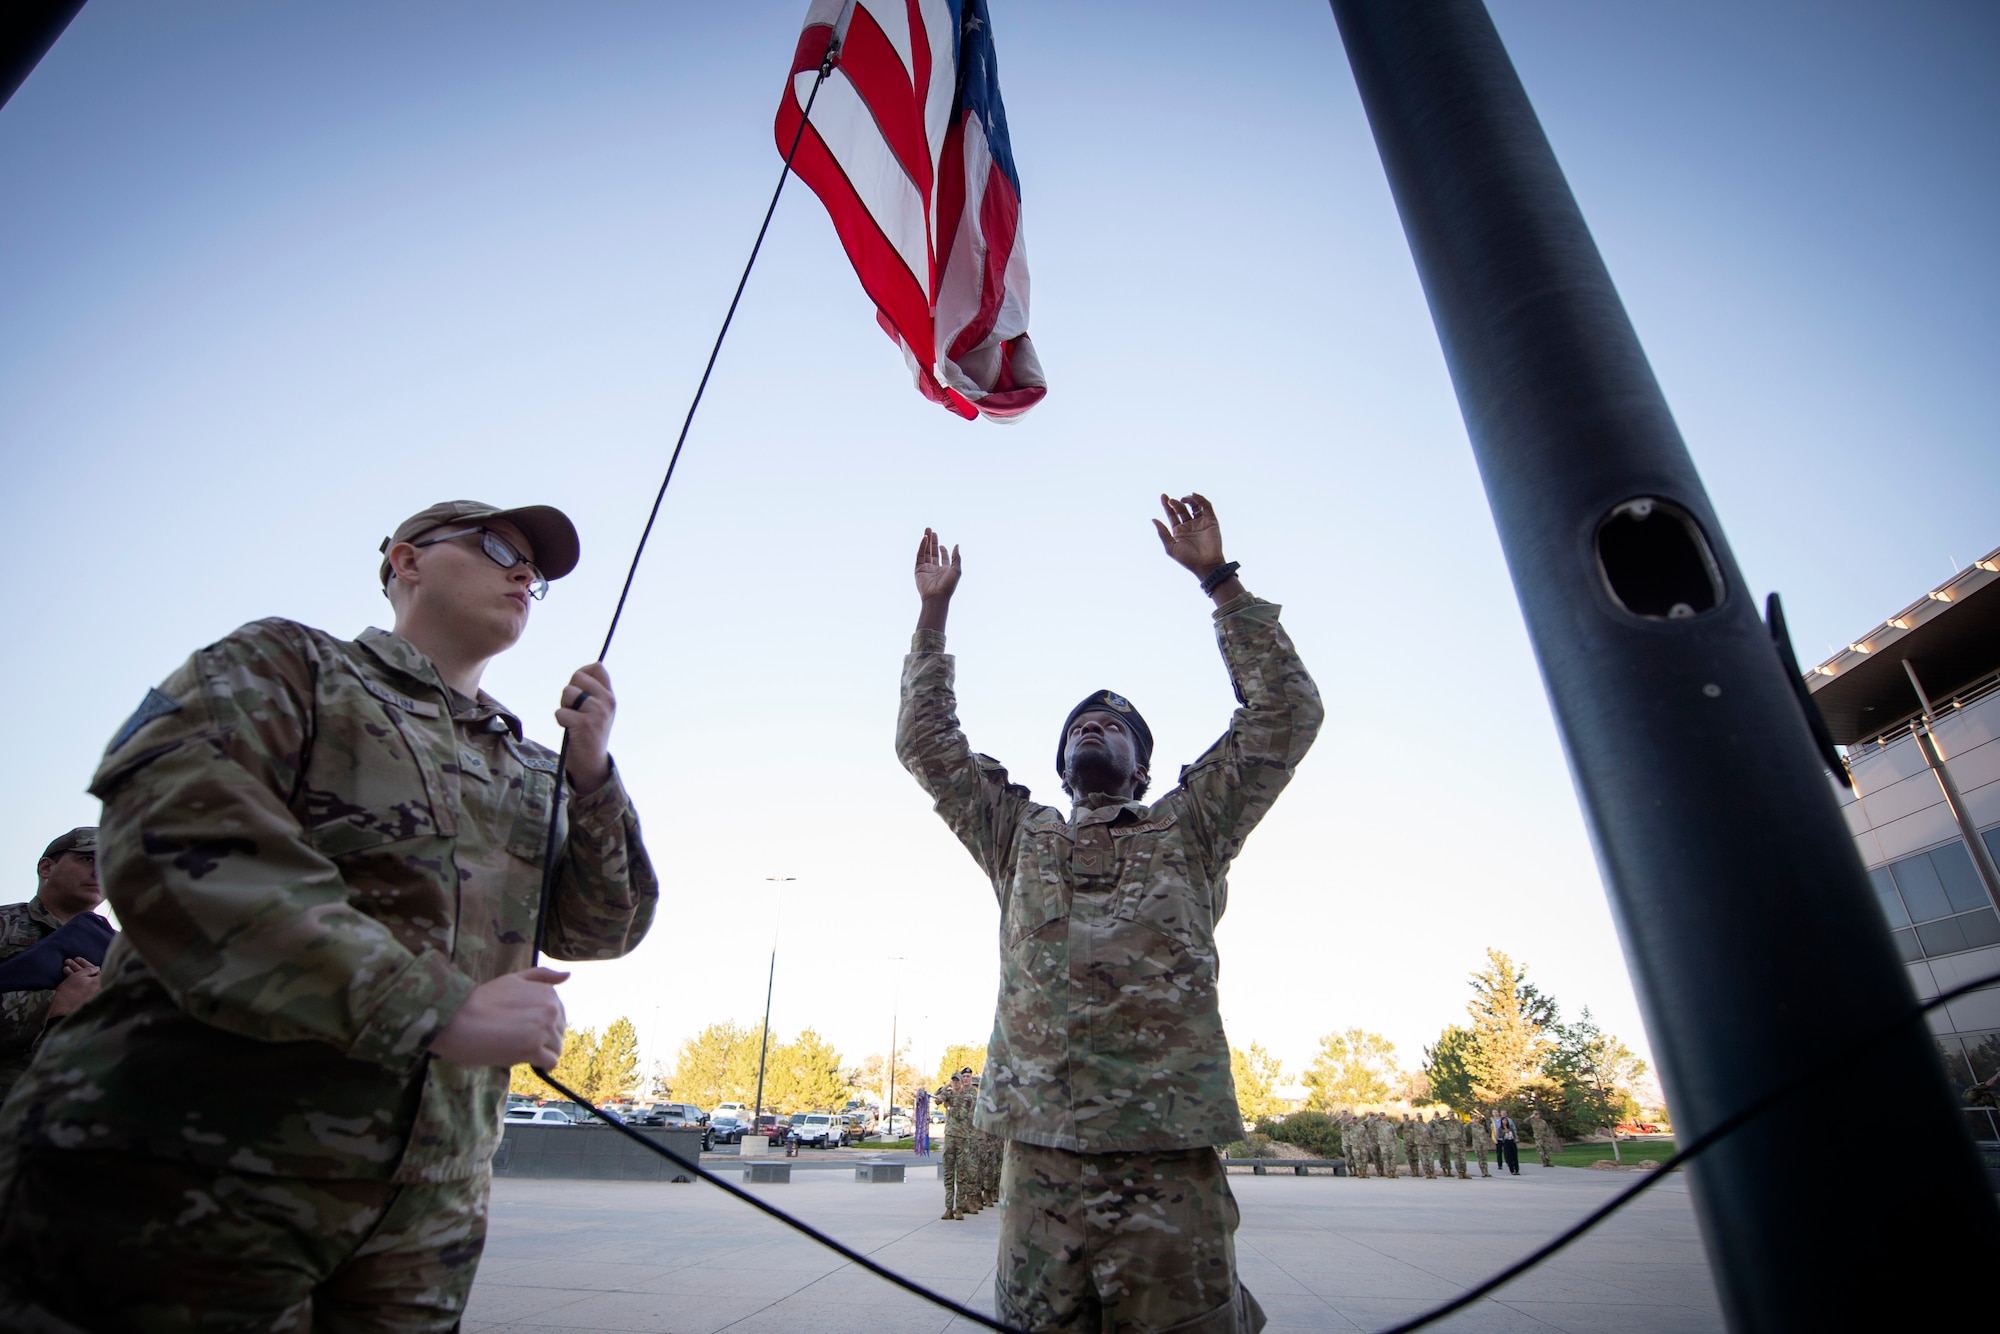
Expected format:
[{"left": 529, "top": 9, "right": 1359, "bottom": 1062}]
[
  {"left": 854, "top": 1162, "right": 906, "bottom": 1184},
  {"left": 744, "top": 1162, "right": 792, "bottom": 1183},
  {"left": 1223, "top": 1157, "right": 1346, "bottom": 1176}
]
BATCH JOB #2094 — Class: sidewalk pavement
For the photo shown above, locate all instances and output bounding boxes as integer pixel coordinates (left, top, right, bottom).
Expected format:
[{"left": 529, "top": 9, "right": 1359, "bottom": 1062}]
[{"left": 466, "top": 1162, "right": 1721, "bottom": 1333}]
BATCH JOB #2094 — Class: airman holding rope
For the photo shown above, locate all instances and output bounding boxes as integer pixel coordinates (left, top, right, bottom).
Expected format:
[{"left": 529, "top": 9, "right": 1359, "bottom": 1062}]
[{"left": 0, "top": 501, "right": 659, "bottom": 1331}]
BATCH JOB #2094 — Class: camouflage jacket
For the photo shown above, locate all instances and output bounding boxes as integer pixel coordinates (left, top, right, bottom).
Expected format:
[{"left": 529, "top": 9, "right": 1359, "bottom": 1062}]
[
  {"left": 897, "top": 593, "right": 1322, "bottom": 1153},
  {"left": 0, "top": 898, "right": 61, "bottom": 1101},
  {"left": 936, "top": 1082, "right": 976, "bottom": 1142},
  {"left": 0, "top": 620, "right": 657, "bottom": 1183}
]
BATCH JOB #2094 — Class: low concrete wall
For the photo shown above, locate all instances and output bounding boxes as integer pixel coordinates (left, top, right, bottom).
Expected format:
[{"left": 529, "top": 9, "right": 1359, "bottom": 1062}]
[{"left": 493, "top": 1124, "right": 707, "bottom": 1182}]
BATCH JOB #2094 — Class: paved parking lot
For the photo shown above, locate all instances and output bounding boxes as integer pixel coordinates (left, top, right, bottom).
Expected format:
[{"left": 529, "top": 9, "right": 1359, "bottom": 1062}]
[{"left": 466, "top": 1161, "right": 1722, "bottom": 1333}]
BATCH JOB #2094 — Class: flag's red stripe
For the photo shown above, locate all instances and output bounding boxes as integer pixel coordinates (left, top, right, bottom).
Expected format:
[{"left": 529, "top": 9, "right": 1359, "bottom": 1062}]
[
  {"left": 779, "top": 115, "right": 936, "bottom": 367},
  {"left": 836, "top": 7, "right": 932, "bottom": 205},
  {"left": 946, "top": 155, "right": 1019, "bottom": 362}
]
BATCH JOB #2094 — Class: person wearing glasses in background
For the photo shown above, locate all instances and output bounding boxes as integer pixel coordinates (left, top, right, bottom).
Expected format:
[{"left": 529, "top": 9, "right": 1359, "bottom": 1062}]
[{"left": 0, "top": 501, "right": 658, "bottom": 1332}]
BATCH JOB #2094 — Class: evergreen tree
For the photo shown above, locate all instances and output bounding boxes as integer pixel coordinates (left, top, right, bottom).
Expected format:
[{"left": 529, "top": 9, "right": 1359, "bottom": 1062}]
[
  {"left": 1464, "top": 949, "right": 1557, "bottom": 1106},
  {"left": 550, "top": 1026, "right": 602, "bottom": 1103},
  {"left": 509, "top": 1064, "right": 547, "bottom": 1099},
  {"left": 596, "top": 1017, "right": 643, "bottom": 1103},
  {"left": 1302, "top": 1028, "right": 1400, "bottom": 1109},
  {"left": 1421, "top": 1025, "right": 1482, "bottom": 1114}
]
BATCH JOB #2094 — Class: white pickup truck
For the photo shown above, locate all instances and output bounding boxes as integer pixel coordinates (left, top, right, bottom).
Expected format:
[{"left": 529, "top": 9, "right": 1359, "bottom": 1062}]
[{"left": 787, "top": 1112, "right": 845, "bottom": 1149}]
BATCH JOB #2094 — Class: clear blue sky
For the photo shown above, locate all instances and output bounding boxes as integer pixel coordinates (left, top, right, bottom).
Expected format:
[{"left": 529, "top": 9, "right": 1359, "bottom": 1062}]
[{"left": 3, "top": 1, "right": 1994, "bottom": 1092}]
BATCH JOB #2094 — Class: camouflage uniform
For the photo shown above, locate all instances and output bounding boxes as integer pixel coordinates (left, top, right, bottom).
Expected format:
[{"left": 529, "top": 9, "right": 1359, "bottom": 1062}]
[
  {"left": 898, "top": 592, "right": 1321, "bottom": 1332},
  {"left": 1411, "top": 1115, "right": 1435, "bottom": 1178},
  {"left": 0, "top": 898, "right": 64, "bottom": 1104},
  {"left": 1338, "top": 1113, "right": 1364, "bottom": 1178},
  {"left": 1441, "top": 1115, "right": 1467, "bottom": 1180},
  {"left": 937, "top": 1080, "right": 975, "bottom": 1219},
  {"left": 1001, "top": 1144, "right": 1265, "bottom": 1334},
  {"left": 1470, "top": 1114, "right": 1491, "bottom": 1177},
  {"left": 1428, "top": 1112, "right": 1451, "bottom": 1178},
  {"left": 1372, "top": 1114, "right": 1397, "bottom": 1178},
  {"left": 1529, "top": 1113, "right": 1559, "bottom": 1167},
  {"left": 0, "top": 620, "right": 658, "bottom": 1332},
  {"left": 1400, "top": 1116, "right": 1423, "bottom": 1178}
]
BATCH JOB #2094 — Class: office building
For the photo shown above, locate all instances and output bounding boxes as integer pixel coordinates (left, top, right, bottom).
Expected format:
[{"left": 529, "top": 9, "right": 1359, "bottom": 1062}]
[{"left": 1808, "top": 545, "right": 2000, "bottom": 1146}]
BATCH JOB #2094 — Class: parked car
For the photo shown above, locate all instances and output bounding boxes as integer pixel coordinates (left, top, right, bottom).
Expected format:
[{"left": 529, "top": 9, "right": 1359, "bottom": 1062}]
[
  {"left": 788, "top": 1113, "right": 843, "bottom": 1149},
  {"left": 709, "top": 1115, "right": 747, "bottom": 1145},
  {"left": 754, "top": 1113, "right": 789, "bottom": 1145},
  {"left": 716, "top": 1102, "right": 749, "bottom": 1120},
  {"left": 839, "top": 1114, "right": 870, "bottom": 1145},
  {"left": 505, "top": 1106, "right": 579, "bottom": 1127}
]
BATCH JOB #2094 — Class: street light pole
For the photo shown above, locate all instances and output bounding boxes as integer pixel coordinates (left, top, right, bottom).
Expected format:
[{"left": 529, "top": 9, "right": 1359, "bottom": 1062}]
[{"left": 750, "top": 878, "right": 793, "bottom": 1144}]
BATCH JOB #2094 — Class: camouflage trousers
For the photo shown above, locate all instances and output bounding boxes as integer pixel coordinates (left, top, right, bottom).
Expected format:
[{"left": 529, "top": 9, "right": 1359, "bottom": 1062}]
[
  {"left": 998, "top": 1142, "right": 1267, "bottom": 1333},
  {"left": 1472, "top": 1139, "right": 1491, "bottom": 1177},
  {"left": 0, "top": 1146, "right": 488, "bottom": 1332},
  {"left": 1445, "top": 1142, "right": 1467, "bottom": 1179},
  {"left": 942, "top": 1137, "right": 972, "bottom": 1215}
]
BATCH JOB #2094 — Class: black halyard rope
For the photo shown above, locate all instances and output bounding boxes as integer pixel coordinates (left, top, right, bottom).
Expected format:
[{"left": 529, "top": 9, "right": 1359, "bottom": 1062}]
[
  {"left": 529, "top": 40, "right": 839, "bottom": 968},
  {"left": 1375, "top": 965, "right": 2000, "bottom": 1334},
  {"left": 498, "top": 30, "right": 2000, "bottom": 1334},
  {"left": 535, "top": 1069, "right": 1023, "bottom": 1332}
]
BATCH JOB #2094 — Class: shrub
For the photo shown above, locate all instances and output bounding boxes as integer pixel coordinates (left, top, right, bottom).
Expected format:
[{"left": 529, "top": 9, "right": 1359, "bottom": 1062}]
[{"left": 1259, "top": 1110, "right": 1343, "bottom": 1160}]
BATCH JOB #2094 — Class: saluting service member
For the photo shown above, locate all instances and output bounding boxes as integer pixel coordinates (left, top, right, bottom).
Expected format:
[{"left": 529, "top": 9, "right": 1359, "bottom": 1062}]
[
  {"left": 0, "top": 501, "right": 658, "bottom": 1331},
  {"left": 898, "top": 492, "right": 1323, "bottom": 1333}
]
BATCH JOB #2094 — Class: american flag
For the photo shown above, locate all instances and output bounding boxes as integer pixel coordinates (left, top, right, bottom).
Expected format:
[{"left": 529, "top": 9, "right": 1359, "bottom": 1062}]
[{"left": 777, "top": 0, "right": 1046, "bottom": 422}]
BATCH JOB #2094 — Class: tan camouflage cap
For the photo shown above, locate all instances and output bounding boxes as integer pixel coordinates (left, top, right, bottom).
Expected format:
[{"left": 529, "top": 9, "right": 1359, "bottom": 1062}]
[
  {"left": 378, "top": 500, "right": 580, "bottom": 591},
  {"left": 41, "top": 827, "right": 97, "bottom": 860}
]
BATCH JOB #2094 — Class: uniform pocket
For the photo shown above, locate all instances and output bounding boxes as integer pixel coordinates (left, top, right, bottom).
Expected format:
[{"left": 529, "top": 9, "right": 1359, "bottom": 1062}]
[
  {"left": 1003, "top": 829, "right": 1070, "bottom": 946},
  {"left": 304, "top": 701, "right": 446, "bottom": 858},
  {"left": 503, "top": 760, "right": 560, "bottom": 863}
]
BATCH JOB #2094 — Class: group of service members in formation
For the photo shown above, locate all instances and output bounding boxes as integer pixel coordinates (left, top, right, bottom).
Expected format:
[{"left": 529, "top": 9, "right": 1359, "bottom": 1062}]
[
  {"left": 1333, "top": 1108, "right": 1563, "bottom": 1178},
  {"left": 932, "top": 1067, "right": 1003, "bottom": 1219}
]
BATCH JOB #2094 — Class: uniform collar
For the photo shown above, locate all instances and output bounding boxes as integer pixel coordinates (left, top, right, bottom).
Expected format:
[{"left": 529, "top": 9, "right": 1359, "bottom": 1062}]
[
  {"left": 1070, "top": 795, "right": 1151, "bottom": 827},
  {"left": 354, "top": 628, "right": 524, "bottom": 740},
  {"left": 25, "top": 897, "right": 63, "bottom": 932}
]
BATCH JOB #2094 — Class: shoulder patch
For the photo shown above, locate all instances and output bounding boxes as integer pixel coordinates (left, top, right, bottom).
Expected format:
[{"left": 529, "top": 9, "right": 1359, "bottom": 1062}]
[{"left": 110, "top": 688, "right": 183, "bottom": 751}]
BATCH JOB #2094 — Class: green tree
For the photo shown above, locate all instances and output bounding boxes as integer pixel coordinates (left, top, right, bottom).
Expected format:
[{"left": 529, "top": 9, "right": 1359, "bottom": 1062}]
[
  {"left": 596, "top": 1017, "right": 643, "bottom": 1103},
  {"left": 933, "top": 1043, "right": 988, "bottom": 1091},
  {"left": 1464, "top": 949, "right": 1557, "bottom": 1106},
  {"left": 1422, "top": 1025, "right": 1482, "bottom": 1114},
  {"left": 509, "top": 1064, "right": 548, "bottom": 1099},
  {"left": 1230, "top": 1042, "right": 1287, "bottom": 1123},
  {"left": 1302, "top": 1029, "right": 1400, "bottom": 1109},
  {"left": 1542, "top": 1007, "right": 1647, "bottom": 1136},
  {"left": 550, "top": 1025, "right": 602, "bottom": 1103},
  {"left": 766, "top": 1028, "right": 849, "bottom": 1113},
  {"left": 673, "top": 1021, "right": 765, "bottom": 1110}
]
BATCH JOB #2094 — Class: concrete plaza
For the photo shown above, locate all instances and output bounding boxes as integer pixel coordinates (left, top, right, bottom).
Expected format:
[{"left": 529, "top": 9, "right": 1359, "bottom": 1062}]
[{"left": 465, "top": 1157, "right": 1722, "bottom": 1333}]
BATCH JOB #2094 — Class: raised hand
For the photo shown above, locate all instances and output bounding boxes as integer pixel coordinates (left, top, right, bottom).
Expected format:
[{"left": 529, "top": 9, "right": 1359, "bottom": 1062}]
[
  {"left": 1152, "top": 492, "right": 1227, "bottom": 578},
  {"left": 915, "top": 527, "right": 962, "bottom": 611}
]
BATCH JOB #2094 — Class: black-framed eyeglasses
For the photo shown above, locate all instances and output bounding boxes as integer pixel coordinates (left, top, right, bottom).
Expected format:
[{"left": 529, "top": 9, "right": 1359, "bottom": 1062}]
[{"left": 412, "top": 526, "right": 548, "bottom": 599}]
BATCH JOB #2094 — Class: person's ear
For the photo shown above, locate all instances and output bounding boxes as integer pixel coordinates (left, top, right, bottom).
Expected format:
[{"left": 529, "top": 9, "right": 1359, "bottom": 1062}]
[
  {"left": 386, "top": 541, "right": 424, "bottom": 587},
  {"left": 1132, "top": 762, "right": 1149, "bottom": 791},
  {"left": 36, "top": 857, "right": 54, "bottom": 884}
]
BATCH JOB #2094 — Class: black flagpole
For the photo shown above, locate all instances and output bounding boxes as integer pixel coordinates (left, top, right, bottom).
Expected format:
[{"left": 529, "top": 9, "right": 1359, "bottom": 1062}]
[{"left": 1324, "top": 1, "right": 1999, "bottom": 1327}]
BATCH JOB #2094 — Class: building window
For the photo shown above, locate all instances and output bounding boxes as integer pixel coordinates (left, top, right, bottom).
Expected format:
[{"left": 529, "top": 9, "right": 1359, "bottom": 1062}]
[{"left": 1869, "top": 837, "right": 2000, "bottom": 960}]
